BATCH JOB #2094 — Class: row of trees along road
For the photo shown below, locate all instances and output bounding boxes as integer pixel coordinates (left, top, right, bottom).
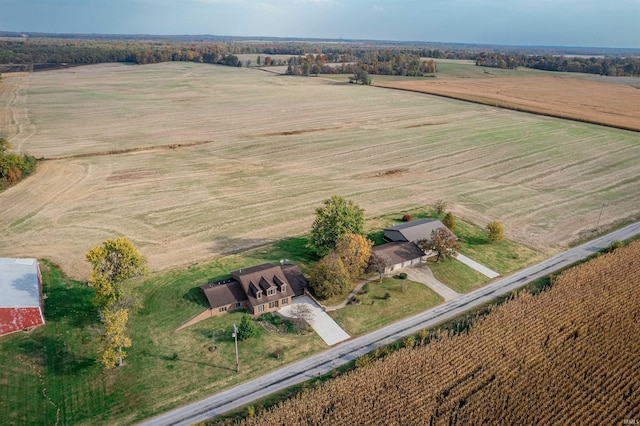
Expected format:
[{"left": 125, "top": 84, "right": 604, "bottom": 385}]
[{"left": 86, "top": 237, "right": 147, "bottom": 368}]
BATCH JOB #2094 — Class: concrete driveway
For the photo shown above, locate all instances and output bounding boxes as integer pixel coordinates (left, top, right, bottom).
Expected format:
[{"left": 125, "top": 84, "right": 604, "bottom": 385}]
[
  {"left": 402, "top": 263, "right": 461, "bottom": 301},
  {"left": 279, "top": 296, "right": 350, "bottom": 346}
]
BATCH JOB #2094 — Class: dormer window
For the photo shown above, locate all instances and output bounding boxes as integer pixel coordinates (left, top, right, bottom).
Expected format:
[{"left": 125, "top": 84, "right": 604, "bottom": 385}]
[
  {"left": 256, "top": 290, "right": 262, "bottom": 299},
  {"left": 267, "top": 288, "right": 276, "bottom": 296},
  {"left": 280, "top": 284, "right": 287, "bottom": 293}
]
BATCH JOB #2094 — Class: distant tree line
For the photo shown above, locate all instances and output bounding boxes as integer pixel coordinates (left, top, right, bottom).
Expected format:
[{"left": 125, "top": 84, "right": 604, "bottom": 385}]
[
  {"left": 475, "top": 52, "right": 640, "bottom": 76},
  {"left": 285, "top": 52, "right": 436, "bottom": 77},
  {"left": 1, "top": 38, "right": 637, "bottom": 77}
]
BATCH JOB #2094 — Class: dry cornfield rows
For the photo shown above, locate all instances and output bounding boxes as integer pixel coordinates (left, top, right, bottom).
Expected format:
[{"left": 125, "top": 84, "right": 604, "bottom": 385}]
[
  {"left": 376, "top": 76, "right": 640, "bottom": 131},
  {"left": 1, "top": 63, "right": 639, "bottom": 277},
  {"left": 241, "top": 241, "right": 640, "bottom": 425}
]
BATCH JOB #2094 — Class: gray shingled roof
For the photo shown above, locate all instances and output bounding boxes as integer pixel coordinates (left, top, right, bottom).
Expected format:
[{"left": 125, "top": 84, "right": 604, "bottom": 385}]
[
  {"left": 372, "top": 242, "right": 425, "bottom": 265},
  {"left": 383, "top": 219, "right": 451, "bottom": 242}
]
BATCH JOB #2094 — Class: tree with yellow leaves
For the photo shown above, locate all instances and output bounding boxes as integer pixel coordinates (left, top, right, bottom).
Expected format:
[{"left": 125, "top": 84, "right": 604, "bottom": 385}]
[
  {"left": 98, "top": 307, "right": 132, "bottom": 368},
  {"left": 86, "top": 236, "right": 147, "bottom": 368},
  {"left": 334, "top": 233, "right": 374, "bottom": 280}
]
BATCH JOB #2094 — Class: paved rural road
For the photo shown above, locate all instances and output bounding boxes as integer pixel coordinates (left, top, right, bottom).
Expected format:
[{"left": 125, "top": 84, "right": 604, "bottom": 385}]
[{"left": 138, "top": 222, "right": 640, "bottom": 426}]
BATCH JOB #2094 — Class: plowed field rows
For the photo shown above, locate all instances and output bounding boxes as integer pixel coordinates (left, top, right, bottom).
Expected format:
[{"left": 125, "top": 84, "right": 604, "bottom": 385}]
[{"left": 1, "top": 63, "right": 638, "bottom": 277}]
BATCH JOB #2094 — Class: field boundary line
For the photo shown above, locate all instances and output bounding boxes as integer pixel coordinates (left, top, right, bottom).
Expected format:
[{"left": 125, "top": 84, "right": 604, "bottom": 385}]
[
  {"left": 43, "top": 140, "right": 215, "bottom": 160},
  {"left": 372, "top": 83, "right": 640, "bottom": 133}
]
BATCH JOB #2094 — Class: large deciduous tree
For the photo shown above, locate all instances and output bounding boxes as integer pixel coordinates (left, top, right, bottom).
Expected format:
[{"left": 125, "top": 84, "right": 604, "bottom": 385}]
[
  {"left": 417, "top": 228, "right": 460, "bottom": 263},
  {"left": 86, "top": 236, "right": 147, "bottom": 368},
  {"left": 309, "top": 195, "right": 365, "bottom": 256},
  {"left": 334, "top": 233, "right": 374, "bottom": 280},
  {"left": 310, "top": 252, "right": 351, "bottom": 299},
  {"left": 486, "top": 221, "right": 505, "bottom": 243},
  {"left": 86, "top": 237, "right": 148, "bottom": 308}
]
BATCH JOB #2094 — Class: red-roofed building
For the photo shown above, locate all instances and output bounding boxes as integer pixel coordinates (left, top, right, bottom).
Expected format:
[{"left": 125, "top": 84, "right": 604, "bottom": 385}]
[{"left": 0, "top": 258, "right": 45, "bottom": 336}]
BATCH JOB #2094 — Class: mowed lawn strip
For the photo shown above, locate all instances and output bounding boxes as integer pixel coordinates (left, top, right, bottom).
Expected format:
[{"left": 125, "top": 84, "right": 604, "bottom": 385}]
[{"left": 327, "top": 277, "right": 444, "bottom": 336}]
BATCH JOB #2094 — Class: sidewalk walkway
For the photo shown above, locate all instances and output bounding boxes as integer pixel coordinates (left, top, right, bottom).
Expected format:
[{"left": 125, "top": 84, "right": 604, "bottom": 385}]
[{"left": 455, "top": 254, "right": 500, "bottom": 278}]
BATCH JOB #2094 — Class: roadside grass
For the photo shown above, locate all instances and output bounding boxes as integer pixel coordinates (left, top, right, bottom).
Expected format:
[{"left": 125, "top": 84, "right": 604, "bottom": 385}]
[
  {"left": 454, "top": 220, "right": 546, "bottom": 275},
  {"left": 428, "top": 258, "right": 488, "bottom": 293},
  {"left": 328, "top": 277, "right": 443, "bottom": 336}
]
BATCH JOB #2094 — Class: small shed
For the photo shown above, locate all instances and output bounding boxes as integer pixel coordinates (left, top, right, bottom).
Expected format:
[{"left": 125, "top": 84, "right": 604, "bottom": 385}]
[{"left": 0, "top": 258, "right": 45, "bottom": 336}]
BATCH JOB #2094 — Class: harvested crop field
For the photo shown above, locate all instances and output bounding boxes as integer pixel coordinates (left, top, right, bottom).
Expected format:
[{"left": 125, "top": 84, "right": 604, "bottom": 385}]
[
  {"left": 375, "top": 76, "right": 640, "bottom": 131},
  {"left": 1, "top": 62, "right": 639, "bottom": 278}
]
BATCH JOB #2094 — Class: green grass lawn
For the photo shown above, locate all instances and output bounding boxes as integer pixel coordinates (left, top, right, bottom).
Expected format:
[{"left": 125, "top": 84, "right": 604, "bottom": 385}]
[
  {"left": 428, "top": 258, "right": 488, "bottom": 293},
  {"left": 328, "top": 277, "right": 444, "bottom": 336},
  {"left": 0, "top": 219, "right": 540, "bottom": 425},
  {"left": 0, "top": 249, "right": 325, "bottom": 426}
]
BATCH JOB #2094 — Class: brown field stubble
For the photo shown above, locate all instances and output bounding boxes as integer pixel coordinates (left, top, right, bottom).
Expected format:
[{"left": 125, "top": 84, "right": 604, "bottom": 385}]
[
  {"left": 241, "top": 241, "right": 640, "bottom": 425},
  {"left": 375, "top": 76, "right": 640, "bottom": 131},
  {"left": 1, "top": 63, "right": 639, "bottom": 278}
]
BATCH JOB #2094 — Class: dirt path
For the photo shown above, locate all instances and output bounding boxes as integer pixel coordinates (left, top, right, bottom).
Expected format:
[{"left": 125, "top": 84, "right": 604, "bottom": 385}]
[{"left": 1, "top": 75, "right": 35, "bottom": 151}]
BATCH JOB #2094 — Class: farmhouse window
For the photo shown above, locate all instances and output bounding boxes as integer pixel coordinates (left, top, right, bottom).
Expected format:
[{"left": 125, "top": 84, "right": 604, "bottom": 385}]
[
  {"left": 281, "top": 298, "right": 289, "bottom": 306},
  {"left": 235, "top": 302, "right": 243, "bottom": 308},
  {"left": 268, "top": 301, "right": 279, "bottom": 309},
  {"left": 257, "top": 304, "right": 265, "bottom": 313},
  {"left": 219, "top": 306, "right": 227, "bottom": 313}
]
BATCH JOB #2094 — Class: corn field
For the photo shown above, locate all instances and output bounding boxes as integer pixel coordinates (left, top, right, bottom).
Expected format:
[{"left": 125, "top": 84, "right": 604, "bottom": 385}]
[{"left": 241, "top": 241, "right": 640, "bottom": 425}]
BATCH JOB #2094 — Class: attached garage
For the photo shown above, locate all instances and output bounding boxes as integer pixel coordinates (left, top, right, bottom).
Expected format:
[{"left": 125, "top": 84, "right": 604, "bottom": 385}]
[
  {"left": 0, "top": 258, "right": 45, "bottom": 336},
  {"left": 372, "top": 242, "right": 427, "bottom": 273}
]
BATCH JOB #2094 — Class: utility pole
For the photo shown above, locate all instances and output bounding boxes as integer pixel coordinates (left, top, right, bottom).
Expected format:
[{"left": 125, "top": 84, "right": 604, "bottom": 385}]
[
  {"left": 232, "top": 323, "right": 239, "bottom": 373},
  {"left": 596, "top": 202, "right": 608, "bottom": 229}
]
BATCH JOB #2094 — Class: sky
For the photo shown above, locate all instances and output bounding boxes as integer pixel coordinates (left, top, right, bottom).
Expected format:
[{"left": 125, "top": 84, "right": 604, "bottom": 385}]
[{"left": 1, "top": 0, "right": 639, "bottom": 48}]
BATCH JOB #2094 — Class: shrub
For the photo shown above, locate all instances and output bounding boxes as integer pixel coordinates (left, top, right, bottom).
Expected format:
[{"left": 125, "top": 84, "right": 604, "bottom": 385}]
[
  {"left": 486, "top": 221, "right": 505, "bottom": 242},
  {"left": 384, "top": 292, "right": 391, "bottom": 299},
  {"left": 272, "top": 348, "right": 284, "bottom": 359},
  {"left": 361, "top": 283, "right": 370, "bottom": 294},
  {"left": 236, "top": 314, "right": 257, "bottom": 340},
  {"left": 402, "top": 214, "right": 412, "bottom": 222},
  {"left": 606, "top": 240, "right": 624, "bottom": 253},
  {"left": 434, "top": 199, "right": 448, "bottom": 216},
  {"left": 398, "top": 272, "right": 407, "bottom": 279}
]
